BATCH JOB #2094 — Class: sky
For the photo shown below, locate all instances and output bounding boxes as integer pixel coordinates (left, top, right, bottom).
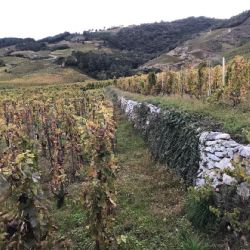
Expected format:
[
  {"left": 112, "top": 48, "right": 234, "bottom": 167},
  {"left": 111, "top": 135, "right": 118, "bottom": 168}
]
[{"left": 1, "top": 0, "right": 249, "bottom": 39}]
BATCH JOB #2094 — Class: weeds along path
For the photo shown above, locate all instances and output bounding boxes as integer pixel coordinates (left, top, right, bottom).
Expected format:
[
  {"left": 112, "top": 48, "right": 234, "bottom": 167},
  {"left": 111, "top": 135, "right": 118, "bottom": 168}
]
[{"left": 113, "top": 107, "right": 197, "bottom": 249}]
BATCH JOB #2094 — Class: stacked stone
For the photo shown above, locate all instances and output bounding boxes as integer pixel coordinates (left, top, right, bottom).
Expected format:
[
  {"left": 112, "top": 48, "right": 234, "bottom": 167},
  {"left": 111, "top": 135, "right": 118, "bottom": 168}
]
[
  {"left": 119, "top": 96, "right": 140, "bottom": 123},
  {"left": 118, "top": 95, "right": 250, "bottom": 200},
  {"left": 197, "top": 131, "right": 250, "bottom": 199}
]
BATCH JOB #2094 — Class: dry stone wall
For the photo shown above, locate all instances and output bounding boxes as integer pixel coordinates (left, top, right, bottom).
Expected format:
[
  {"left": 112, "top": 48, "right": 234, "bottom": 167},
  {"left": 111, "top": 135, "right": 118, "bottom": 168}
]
[{"left": 118, "top": 95, "right": 250, "bottom": 199}]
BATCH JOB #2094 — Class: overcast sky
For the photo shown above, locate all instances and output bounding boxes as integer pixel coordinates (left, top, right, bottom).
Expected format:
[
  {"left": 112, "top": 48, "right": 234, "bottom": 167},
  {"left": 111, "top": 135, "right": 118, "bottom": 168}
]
[{"left": 1, "top": 0, "right": 249, "bottom": 39}]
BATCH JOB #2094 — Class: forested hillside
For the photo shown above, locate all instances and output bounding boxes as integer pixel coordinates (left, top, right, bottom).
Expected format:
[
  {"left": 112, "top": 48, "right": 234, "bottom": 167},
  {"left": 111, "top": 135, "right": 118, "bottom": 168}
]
[
  {"left": 145, "top": 10, "right": 250, "bottom": 70},
  {"left": 84, "top": 17, "right": 221, "bottom": 57},
  {"left": 213, "top": 9, "right": 250, "bottom": 29}
]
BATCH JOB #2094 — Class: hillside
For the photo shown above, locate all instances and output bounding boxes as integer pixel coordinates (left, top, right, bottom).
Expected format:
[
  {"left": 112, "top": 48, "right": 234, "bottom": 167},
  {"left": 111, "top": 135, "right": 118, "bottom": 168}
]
[
  {"left": 0, "top": 36, "right": 105, "bottom": 87},
  {"left": 84, "top": 16, "right": 221, "bottom": 57},
  {"left": 61, "top": 17, "right": 223, "bottom": 79},
  {"left": 144, "top": 10, "right": 250, "bottom": 69},
  {"left": 0, "top": 10, "right": 249, "bottom": 83}
]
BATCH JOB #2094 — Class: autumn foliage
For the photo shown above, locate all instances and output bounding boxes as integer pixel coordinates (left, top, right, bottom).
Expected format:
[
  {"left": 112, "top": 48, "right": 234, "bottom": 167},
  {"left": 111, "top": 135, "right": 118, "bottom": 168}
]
[
  {"left": 0, "top": 83, "right": 116, "bottom": 249},
  {"left": 117, "top": 56, "right": 250, "bottom": 107}
]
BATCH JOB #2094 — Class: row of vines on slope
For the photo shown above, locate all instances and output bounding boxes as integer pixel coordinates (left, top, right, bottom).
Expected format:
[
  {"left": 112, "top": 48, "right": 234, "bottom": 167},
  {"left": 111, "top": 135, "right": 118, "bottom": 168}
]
[
  {"left": 116, "top": 55, "right": 250, "bottom": 107},
  {"left": 0, "top": 83, "right": 116, "bottom": 249}
]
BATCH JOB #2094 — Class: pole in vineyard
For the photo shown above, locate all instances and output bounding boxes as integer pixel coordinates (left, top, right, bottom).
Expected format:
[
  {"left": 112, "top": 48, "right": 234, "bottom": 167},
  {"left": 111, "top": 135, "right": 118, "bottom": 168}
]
[
  {"left": 161, "top": 73, "right": 163, "bottom": 92},
  {"left": 208, "top": 60, "right": 211, "bottom": 97},
  {"left": 222, "top": 57, "right": 225, "bottom": 86},
  {"left": 180, "top": 66, "right": 184, "bottom": 97}
]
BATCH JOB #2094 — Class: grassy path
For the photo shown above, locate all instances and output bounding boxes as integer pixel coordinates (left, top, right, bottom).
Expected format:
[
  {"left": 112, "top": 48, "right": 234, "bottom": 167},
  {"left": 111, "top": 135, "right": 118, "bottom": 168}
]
[{"left": 112, "top": 109, "right": 208, "bottom": 249}]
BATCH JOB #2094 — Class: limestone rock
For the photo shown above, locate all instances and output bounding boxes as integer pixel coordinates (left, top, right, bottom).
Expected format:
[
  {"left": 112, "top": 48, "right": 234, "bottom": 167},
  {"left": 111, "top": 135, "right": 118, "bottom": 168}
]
[
  {"left": 205, "top": 141, "right": 218, "bottom": 146},
  {"left": 147, "top": 104, "right": 161, "bottom": 113},
  {"left": 199, "top": 132, "right": 209, "bottom": 144},
  {"left": 222, "top": 173, "right": 237, "bottom": 185},
  {"left": 196, "top": 178, "right": 205, "bottom": 186},
  {"left": 215, "top": 158, "right": 233, "bottom": 170},
  {"left": 215, "top": 151, "right": 226, "bottom": 158},
  {"left": 207, "top": 153, "right": 221, "bottom": 162},
  {"left": 214, "top": 133, "right": 231, "bottom": 140},
  {"left": 205, "top": 132, "right": 220, "bottom": 141},
  {"left": 213, "top": 145, "right": 226, "bottom": 152},
  {"left": 237, "top": 182, "right": 250, "bottom": 200},
  {"left": 223, "top": 140, "right": 239, "bottom": 148},
  {"left": 239, "top": 146, "right": 250, "bottom": 158},
  {"left": 206, "top": 132, "right": 231, "bottom": 141},
  {"left": 205, "top": 146, "right": 215, "bottom": 153},
  {"left": 225, "top": 148, "right": 234, "bottom": 159},
  {"left": 205, "top": 171, "right": 222, "bottom": 187}
]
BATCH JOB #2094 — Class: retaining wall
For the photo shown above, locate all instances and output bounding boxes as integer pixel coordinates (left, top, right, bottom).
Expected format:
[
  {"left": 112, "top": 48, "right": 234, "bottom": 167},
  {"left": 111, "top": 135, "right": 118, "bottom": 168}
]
[{"left": 118, "top": 95, "right": 250, "bottom": 199}]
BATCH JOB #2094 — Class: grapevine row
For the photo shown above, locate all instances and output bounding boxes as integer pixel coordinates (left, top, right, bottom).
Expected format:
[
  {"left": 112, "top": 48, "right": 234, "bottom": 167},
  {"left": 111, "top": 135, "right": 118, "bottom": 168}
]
[
  {"left": 0, "top": 83, "right": 116, "bottom": 249},
  {"left": 116, "top": 55, "right": 250, "bottom": 106}
]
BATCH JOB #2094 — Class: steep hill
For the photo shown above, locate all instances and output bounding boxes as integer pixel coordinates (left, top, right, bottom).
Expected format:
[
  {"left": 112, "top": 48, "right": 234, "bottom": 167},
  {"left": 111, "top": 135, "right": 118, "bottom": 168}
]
[
  {"left": 84, "top": 16, "right": 221, "bottom": 58},
  {"left": 63, "top": 16, "right": 222, "bottom": 79},
  {"left": 144, "top": 10, "right": 250, "bottom": 69}
]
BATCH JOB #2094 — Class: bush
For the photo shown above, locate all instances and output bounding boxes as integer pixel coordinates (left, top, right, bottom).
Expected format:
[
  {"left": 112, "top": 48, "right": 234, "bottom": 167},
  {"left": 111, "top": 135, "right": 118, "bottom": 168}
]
[
  {"left": 50, "top": 44, "right": 70, "bottom": 51},
  {"left": 186, "top": 186, "right": 217, "bottom": 229},
  {"left": 15, "top": 40, "right": 47, "bottom": 52},
  {"left": 186, "top": 170, "right": 250, "bottom": 248},
  {"left": 0, "top": 59, "right": 5, "bottom": 67}
]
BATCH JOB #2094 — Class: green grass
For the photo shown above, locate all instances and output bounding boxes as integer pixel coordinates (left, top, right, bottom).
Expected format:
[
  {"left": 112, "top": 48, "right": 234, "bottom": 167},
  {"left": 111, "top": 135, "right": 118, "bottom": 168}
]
[
  {"left": 111, "top": 109, "right": 217, "bottom": 249},
  {"left": 52, "top": 185, "right": 95, "bottom": 249},
  {"left": 181, "top": 237, "right": 209, "bottom": 250},
  {"left": 224, "top": 41, "right": 250, "bottom": 60},
  {"left": 145, "top": 54, "right": 182, "bottom": 67},
  {"left": 111, "top": 87, "right": 250, "bottom": 143},
  {"left": 0, "top": 56, "right": 91, "bottom": 88}
]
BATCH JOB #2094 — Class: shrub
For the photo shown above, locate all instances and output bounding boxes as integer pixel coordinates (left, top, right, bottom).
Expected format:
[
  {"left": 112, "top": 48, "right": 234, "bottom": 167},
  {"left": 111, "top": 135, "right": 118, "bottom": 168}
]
[
  {"left": 181, "top": 237, "right": 208, "bottom": 250},
  {"left": 148, "top": 71, "right": 157, "bottom": 86},
  {"left": 186, "top": 185, "right": 217, "bottom": 229},
  {"left": 0, "top": 59, "right": 5, "bottom": 67},
  {"left": 186, "top": 163, "right": 250, "bottom": 247}
]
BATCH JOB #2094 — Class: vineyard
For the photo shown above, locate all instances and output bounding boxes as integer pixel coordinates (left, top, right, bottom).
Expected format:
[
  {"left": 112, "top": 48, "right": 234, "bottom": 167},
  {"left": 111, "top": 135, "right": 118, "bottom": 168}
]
[
  {"left": 117, "top": 56, "right": 250, "bottom": 108},
  {"left": 0, "top": 83, "right": 117, "bottom": 249},
  {"left": 1, "top": 4, "right": 250, "bottom": 249},
  {"left": 0, "top": 54, "right": 250, "bottom": 250}
]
